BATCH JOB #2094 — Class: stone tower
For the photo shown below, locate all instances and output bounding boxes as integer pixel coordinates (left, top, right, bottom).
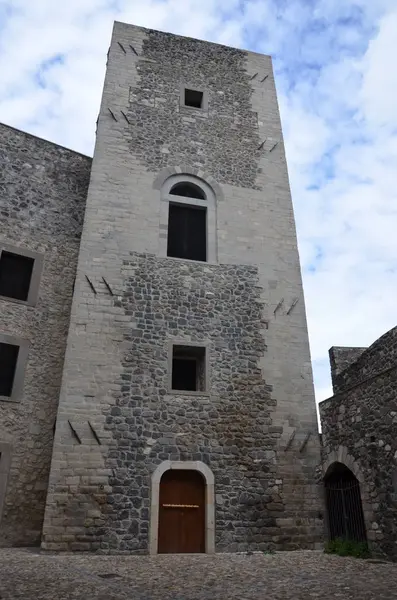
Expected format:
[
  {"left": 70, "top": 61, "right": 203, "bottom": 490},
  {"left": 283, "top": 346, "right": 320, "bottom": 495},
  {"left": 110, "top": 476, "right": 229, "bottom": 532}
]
[{"left": 42, "top": 21, "right": 322, "bottom": 553}]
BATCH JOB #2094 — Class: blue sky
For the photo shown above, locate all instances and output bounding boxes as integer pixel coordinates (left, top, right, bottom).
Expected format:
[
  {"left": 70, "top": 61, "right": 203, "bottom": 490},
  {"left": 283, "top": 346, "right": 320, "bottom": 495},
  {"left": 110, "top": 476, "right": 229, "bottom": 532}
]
[{"left": 1, "top": 0, "right": 397, "bottom": 404}]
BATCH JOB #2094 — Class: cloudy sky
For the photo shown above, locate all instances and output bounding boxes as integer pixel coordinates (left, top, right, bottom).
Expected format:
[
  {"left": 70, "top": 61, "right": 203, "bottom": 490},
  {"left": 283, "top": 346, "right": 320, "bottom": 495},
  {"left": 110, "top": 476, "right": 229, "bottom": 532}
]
[{"left": 1, "top": 0, "right": 396, "bottom": 404}]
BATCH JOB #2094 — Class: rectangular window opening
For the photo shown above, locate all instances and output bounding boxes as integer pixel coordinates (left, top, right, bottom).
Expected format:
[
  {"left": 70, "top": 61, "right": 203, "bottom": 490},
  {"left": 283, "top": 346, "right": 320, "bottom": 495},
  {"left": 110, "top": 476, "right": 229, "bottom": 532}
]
[
  {"left": 184, "top": 88, "right": 203, "bottom": 109},
  {"left": 0, "top": 342, "right": 19, "bottom": 397},
  {"left": 172, "top": 345, "right": 206, "bottom": 392},
  {"left": 0, "top": 251, "right": 34, "bottom": 302},
  {"left": 167, "top": 203, "right": 207, "bottom": 262}
]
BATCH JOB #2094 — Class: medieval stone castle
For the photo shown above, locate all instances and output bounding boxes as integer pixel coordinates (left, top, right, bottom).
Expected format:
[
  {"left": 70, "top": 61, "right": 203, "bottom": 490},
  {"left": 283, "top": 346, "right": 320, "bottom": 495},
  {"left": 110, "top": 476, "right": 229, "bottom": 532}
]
[{"left": 0, "top": 21, "right": 395, "bottom": 558}]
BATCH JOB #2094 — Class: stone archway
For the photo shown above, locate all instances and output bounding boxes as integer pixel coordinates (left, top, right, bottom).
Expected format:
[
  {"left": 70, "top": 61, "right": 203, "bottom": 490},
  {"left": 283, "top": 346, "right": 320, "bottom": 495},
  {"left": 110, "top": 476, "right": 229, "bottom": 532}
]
[
  {"left": 149, "top": 460, "right": 215, "bottom": 554},
  {"left": 322, "top": 447, "right": 373, "bottom": 542},
  {"left": 324, "top": 462, "right": 367, "bottom": 542}
]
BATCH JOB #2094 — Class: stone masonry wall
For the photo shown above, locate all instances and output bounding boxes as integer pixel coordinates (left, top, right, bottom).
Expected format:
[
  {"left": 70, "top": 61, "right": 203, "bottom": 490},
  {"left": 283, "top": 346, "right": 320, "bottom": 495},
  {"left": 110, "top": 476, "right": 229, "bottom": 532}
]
[
  {"left": 320, "top": 327, "right": 397, "bottom": 560},
  {"left": 42, "top": 22, "right": 322, "bottom": 552},
  {"left": 328, "top": 346, "right": 367, "bottom": 392},
  {"left": 105, "top": 254, "right": 283, "bottom": 552},
  {"left": 0, "top": 123, "right": 91, "bottom": 545},
  {"left": 126, "top": 29, "right": 261, "bottom": 188}
]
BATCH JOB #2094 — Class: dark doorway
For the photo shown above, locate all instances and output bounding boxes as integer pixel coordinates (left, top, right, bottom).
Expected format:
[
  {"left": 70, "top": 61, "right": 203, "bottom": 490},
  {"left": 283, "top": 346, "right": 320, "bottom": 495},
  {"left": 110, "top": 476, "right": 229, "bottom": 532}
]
[
  {"left": 167, "top": 204, "right": 206, "bottom": 262},
  {"left": 158, "top": 470, "right": 205, "bottom": 553},
  {"left": 324, "top": 462, "right": 367, "bottom": 542}
]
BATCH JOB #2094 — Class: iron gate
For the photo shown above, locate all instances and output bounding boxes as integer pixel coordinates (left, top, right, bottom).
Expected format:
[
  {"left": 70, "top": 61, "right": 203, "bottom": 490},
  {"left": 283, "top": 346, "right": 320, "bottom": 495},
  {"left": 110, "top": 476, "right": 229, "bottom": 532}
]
[{"left": 324, "top": 463, "right": 367, "bottom": 542}]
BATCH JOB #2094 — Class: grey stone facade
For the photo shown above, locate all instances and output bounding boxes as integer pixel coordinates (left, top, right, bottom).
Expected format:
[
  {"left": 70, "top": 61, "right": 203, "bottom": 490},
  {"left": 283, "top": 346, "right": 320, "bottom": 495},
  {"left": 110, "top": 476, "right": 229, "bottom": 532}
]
[
  {"left": 320, "top": 327, "right": 397, "bottom": 560},
  {"left": 104, "top": 254, "right": 278, "bottom": 552},
  {"left": 0, "top": 123, "right": 91, "bottom": 545},
  {"left": 0, "top": 21, "right": 322, "bottom": 551},
  {"left": 40, "top": 22, "right": 322, "bottom": 553},
  {"left": 126, "top": 30, "right": 261, "bottom": 188}
]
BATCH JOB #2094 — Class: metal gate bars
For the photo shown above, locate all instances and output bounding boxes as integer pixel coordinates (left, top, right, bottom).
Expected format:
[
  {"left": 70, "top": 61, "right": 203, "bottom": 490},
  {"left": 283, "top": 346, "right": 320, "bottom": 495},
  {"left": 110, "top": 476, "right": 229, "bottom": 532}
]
[{"left": 324, "top": 463, "right": 367, "bottom": 542}]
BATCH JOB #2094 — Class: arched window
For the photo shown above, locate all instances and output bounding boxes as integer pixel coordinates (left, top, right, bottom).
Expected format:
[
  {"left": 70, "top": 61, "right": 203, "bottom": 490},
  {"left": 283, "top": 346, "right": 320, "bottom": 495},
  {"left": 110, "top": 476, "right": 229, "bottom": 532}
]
[
  {"left": 169, "top": 182, "right": 206, "bottom": 200},
  {"left": 166, "top": 179, "right": 208, "bottom": 262},
  {"left": 158, "top": 172, "right": 218, "bottom": 264}
]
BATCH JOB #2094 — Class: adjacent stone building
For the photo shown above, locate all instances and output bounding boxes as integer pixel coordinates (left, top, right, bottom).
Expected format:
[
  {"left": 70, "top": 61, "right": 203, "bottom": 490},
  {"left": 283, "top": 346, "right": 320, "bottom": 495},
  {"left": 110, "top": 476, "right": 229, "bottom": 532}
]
[
  {"left": 320, "top": 327, "right": 397, "bottom": 560},
  {"left": 0, "top": 123, "right": 91, "bottom": 545},
  {"left": 1, "top": 21, "right": 322, "bottom": 553}
]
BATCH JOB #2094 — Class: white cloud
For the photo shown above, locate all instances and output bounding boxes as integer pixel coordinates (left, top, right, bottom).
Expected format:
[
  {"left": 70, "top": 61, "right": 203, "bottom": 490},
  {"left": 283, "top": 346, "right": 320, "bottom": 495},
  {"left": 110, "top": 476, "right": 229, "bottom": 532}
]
[
  {"left": 1, "top": 0, "right": 397, "bottom": 409},
  {"left": 359, "top": 11, "right": 397, "bottom": 129},
  {"left": 276, "top": 4, "right": 397, "bottom": 403}
]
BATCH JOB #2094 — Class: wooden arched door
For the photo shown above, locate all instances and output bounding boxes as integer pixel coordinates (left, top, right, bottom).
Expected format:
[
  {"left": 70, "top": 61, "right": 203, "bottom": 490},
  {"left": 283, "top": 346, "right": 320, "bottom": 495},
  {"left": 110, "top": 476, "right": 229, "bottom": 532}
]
[{"left": 158, "top": 470, "right": 205, "bottom": 553}]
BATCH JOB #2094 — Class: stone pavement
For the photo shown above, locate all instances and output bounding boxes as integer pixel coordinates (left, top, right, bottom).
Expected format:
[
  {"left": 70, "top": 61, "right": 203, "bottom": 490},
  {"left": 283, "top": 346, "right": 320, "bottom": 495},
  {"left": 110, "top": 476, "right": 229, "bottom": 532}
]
[{"left": 0, "top": 549, "right": 396, "bottom": 600}]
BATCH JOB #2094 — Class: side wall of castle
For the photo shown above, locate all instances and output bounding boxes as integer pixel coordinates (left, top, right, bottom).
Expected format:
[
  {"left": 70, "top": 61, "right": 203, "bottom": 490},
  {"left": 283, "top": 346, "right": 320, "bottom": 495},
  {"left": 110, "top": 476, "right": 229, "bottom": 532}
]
[
  {"left": 0, "top": 124, "right": 91, "bottom": 545},
  {"left": 320, "top": 328, "right": 397, "bottom": 560}
]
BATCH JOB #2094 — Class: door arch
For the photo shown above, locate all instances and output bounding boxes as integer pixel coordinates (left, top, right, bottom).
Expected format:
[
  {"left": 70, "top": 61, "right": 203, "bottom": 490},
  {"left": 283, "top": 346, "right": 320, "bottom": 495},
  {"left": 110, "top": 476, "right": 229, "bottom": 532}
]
[
  {"left": 324, "top": 462, "right": 367, "bottom": 542},
  {"left": 158, "top": 469, "right": 205, "bottom": 553},
  {"left": 149, "top": 460, "right": 215, "bottom": 554}
]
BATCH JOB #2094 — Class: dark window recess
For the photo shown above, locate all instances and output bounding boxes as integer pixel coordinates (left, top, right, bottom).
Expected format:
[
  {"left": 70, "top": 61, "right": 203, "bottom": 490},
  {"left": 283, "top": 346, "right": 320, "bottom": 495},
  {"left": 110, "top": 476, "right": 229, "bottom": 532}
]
[
  {"left": 170, "top": 182, "right": 206, "bottom": 200},
  {"left": 0, "top": 251, "right": 34, "bottom": 301},
  {"left": 184, "top": 89, "right": 203, "bottom": 108},
  {"left": 172, "top": 358, "right": 197, "bottom": 391},
  {"left": 167, "top": 204, "right": 206, "bottom": 262},
  {"left": 0, "top": 342, "right": 19, "bottom": 397},
  {"left": 172, "top": 346, "right": 206, "bottom": 392}
]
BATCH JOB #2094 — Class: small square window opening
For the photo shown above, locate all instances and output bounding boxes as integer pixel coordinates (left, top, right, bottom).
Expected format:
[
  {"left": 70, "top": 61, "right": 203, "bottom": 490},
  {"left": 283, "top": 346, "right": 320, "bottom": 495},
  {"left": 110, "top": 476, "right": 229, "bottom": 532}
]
[
  {"left": 0, "top": 251, "right": 34, "bottom": 302},
  {"left": 184, "top": 89, "right": 204, "bottom": 109},
  {"left": 0, "top": 342, "right": 19, "bottom": 397},
  {"left": 171, "top": 345, "right": 206, "bottom": 392}
]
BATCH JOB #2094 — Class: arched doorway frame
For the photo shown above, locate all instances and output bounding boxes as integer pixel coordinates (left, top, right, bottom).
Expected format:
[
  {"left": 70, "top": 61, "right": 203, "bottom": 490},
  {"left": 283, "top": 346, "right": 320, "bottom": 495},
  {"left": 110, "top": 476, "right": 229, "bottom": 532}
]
[
  {"left": 149, "top": 460, "right": 215, "bottom": 554},
  {"left": 323, "top": 446, "right": 374, "bottom": 543}
]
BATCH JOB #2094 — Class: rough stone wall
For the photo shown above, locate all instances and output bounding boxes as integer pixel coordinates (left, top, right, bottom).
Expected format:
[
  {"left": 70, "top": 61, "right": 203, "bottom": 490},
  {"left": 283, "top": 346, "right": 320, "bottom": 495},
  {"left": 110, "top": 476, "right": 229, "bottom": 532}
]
[
  {"left": 106, "top": 255, "right": 283, "bottom": 552},
  {"left": 127, "top": 30, "right": 261, "bottom": 188},
  {"left": 0, "top": 123, "right": 91, "bottom": 545},
  {"left": 42, "top": 22, "right": 322, "bottom": 552},
  {"left": 329, "top": 346, "right": 367, "bottom": 392},
  {"left": 320, "top": 327, "right": 397, "bottom": 560},
  {"left": 331, "top": 329, "right": 397, "bottom": 393}
]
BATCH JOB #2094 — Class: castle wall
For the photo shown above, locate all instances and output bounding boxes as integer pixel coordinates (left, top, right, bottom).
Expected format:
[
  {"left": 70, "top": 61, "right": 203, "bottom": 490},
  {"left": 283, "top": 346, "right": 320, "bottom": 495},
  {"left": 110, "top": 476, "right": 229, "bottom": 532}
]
[
  {"left": 0, "top": 124, "right": 90, "bottom": 545},
  {"left": 42, "top": 22, "right": 322, "bottom": 552},
  {"left": 320, "top": 328, "right": 397, "bottom": 560},
  {"left": 328, "top": 346, "right": 367, "bottom": 392}
]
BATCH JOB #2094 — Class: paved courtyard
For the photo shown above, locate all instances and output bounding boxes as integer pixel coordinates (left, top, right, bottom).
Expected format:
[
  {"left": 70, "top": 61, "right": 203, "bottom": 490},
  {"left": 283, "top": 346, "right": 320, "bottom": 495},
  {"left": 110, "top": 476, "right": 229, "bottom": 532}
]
[{"left": 0, "top": 549, "right": 396, "bottom": 600}]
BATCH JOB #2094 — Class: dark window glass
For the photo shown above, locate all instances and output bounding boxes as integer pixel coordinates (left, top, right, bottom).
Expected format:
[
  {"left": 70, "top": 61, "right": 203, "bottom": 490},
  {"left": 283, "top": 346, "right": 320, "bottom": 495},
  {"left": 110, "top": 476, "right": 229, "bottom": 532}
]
[
  {"left": 167, "top": 204, "right": 206, "bottom": 262},
  {"left": 0, "top": 251, "right": 34, "bottom": 301},
  {"left": 170, "top": 182, "right": 206, "bottom": 200},
  {"left": 0, "top": 342, "right": 19, "bottom": 397},
  {"left": 184, "top": 89, "right": 203, "bottom": 108}
]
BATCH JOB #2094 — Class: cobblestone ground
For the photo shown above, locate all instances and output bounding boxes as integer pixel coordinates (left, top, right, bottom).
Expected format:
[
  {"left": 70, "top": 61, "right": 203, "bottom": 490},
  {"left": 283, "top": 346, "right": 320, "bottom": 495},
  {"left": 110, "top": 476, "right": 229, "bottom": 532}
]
[{"left": 0, "top": 549, "right": 396, "bottom": 600}]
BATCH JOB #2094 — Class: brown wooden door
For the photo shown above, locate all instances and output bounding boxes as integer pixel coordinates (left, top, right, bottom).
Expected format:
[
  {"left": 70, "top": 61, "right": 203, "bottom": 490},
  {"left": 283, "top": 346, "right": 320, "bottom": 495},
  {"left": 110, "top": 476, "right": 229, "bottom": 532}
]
[{"left": 158, "top": 470, "right": 205, "bottom": 553}]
